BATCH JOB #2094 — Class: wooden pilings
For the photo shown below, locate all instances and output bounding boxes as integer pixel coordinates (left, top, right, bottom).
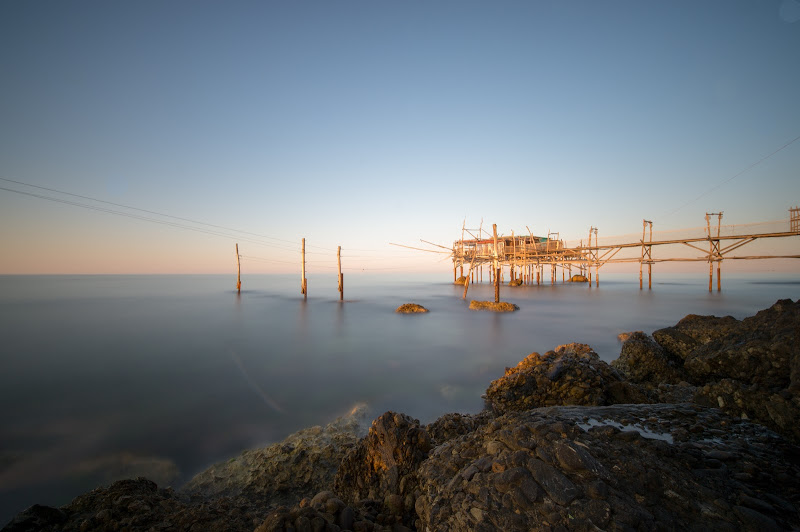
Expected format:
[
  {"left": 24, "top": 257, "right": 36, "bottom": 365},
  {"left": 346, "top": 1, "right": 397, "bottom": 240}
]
[
  {"left": 301, "top": 238, "right": 307, "bottom": 300},
  {"left": 235, "top": 243, "right": 241, "bottom": 293},
  {"left": 493, "top": 224, "right": 500, "bottom": 303},
  {"left": 337, "top": 246, "right": 343, "bottom": 301}
]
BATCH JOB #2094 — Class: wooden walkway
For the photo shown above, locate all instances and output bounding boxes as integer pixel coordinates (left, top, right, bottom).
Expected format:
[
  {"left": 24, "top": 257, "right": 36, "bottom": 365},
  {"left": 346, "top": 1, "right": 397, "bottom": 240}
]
[{"left": 452, "top": 208, "right": 800, "bottom": 292}]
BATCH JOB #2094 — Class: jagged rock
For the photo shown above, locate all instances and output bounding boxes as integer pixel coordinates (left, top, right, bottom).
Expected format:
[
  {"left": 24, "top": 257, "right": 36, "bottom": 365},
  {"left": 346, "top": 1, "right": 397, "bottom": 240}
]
[
  {"left": 395, "top": 303, "right": 429, "bottom": 314},
  {"left": 468, "top": 300, "right": 519, "bottom": 312},
  {"left": 181, "top": 403, "right": 370, "bottom": 505},
  {"left": 415, "top": 404, "right": 800, "bottom": 531},
  {"left": 681, "top": 300, "right": 799, "bottom": 389},
  {"left": 3, "top": 478, "right": 260, "bottom": 532},
  {"left": 612, "top": 331, "right": 686, "bottom": 386},
  {"left": 617, "top": 331, "right": 643, "bottom": 343},
  {"left": 508, "top": 278, "right": 523, "bottom": 287},
  {"left": 426, "top": 411, "right": 493, "bottom": 447},
  {"left": 2, "top": 505, "right": 66, "bottom": 532},
  {"left": 485, "top": 343, "right": 649, "bottom": 413},
  {"left": 454, "top": 276, "right": 468, "bottom": 285},
  {"left": 334, "top": 412, "right": 431, "bottom": 528},
  {"left": 645, "top": 299, "right": 800, "bottom": 442}
]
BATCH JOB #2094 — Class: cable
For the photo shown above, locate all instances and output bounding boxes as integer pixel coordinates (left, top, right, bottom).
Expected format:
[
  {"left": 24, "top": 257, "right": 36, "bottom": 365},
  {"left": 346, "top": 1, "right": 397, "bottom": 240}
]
[
  {"left": 0, "top": 176, "right": 305, "bottom": 248},
  {"left": 0, "top": 185, "right": 299, "bottom": 251},
  {"left": 661, "top": 133, "right": 800, "bottom": 219}
]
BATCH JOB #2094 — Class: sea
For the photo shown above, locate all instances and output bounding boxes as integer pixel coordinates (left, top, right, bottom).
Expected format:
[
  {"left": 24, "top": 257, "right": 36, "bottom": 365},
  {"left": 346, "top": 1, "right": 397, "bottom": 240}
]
[{"left": 1, "top": 272, "right": 798, "bottom": 524}]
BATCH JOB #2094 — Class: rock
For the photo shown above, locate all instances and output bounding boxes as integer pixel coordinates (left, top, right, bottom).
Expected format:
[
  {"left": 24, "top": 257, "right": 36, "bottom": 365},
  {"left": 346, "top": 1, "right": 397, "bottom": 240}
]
[
  {"left": 508, "top": 278, "right": 523, "bottom": 287},
  {"left": 568, "top": 274, "right": 589, "bottom": 283},
  {"left": 454, "top": 276, "right": 468, "bottom": 285},
  {"left": 611, "top": 331, "right": 686, "bottom": 386},
  {"left": 644, "top": 299, "right": 800, "bottom": 443},
  {"left": 468, "top": 300, "right": 519, "bottom": 312},
  {"left": 181, "top": 403, "right": 369, "bottom": 506},
  {"left": 485, "top": 343, "right": 649, "bottom": 413},
  {"left": 2, "top": 505, "right": 66, "bottom": 532},
  {"left": 617, "top": 331, "right": 643, "bottom": 343},
  {"left": 415, "top": 403, "right": 800, "bottom": 531},
  {"left": 394, "top": 303, "right": 428, "bottom": 314},
  {"left": 334, "top": 412, "right": 431, "bottom": 528}
]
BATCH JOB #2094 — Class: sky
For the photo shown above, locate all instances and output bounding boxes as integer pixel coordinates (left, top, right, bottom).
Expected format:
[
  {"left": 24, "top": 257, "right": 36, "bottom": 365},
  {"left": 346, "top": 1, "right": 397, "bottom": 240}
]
[{"left": 1, "top": 0, "right": 799, "bottom": 275}]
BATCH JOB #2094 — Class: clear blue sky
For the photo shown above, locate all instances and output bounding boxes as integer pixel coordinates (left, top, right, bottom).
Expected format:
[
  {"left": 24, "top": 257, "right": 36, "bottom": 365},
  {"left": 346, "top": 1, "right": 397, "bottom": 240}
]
[{"left": 1, "top": 1, "right": 799, "bottom": 274}]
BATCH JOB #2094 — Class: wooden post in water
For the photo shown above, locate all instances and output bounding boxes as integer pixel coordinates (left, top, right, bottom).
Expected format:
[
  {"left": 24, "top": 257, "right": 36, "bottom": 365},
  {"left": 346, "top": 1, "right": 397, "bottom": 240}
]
[
  {"left": 337, "top": 246, "right": 343, "bottom": 301},
  {"left": 301, "top": 238, "right": 307, "bottom": 300},
  {"left": 235, "top": 243, "right": 241, "bottom": 293},
  {"left": 493, "top": 224, "right": 500, "bottom": 303}
]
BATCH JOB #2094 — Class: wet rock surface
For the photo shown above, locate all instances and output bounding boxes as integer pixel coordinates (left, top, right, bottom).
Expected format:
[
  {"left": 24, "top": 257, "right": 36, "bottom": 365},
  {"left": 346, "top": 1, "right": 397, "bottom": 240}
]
[
  {"left": 468, "top": 301, "right": 519, "bottom": 312},
  {"left": 395, "top": 303, "right": 429, "bottom": 314},
  {"left": 615, "top": 299, "right": 800, "bottom": 443},
  {"left": 415, "top": 403, "right": 800, "bottom": 531},
  {"left": 485, "top": 343, "right": 649, "bottom": 413},
  {"left": 5, "top": 299, "right": 800, "bottom": 531}
]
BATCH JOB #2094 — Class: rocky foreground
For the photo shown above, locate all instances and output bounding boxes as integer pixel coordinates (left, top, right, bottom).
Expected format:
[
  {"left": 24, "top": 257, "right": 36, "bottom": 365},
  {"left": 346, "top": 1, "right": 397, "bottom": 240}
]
[{"left": 5, "top": 299, "right": 800, "bottom": 531}]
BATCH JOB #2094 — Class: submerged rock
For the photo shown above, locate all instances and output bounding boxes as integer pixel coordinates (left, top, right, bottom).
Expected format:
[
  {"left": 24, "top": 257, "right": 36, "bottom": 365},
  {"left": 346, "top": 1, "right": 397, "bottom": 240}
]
[
  {"left": 454, "top": 276, "right": 468, "bottom": 285},
  {"left": 395, "top": 303, "right": 429, "bottom": 313},
  {"left": 468, "top": 300, "right": 519, "bottom": 312}
]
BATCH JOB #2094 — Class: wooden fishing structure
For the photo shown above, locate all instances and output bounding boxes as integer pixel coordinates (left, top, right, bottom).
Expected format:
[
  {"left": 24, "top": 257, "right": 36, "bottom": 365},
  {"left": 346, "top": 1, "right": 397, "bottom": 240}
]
[{"left": 453, "top": 208, "right": 800, "bottom": 293}]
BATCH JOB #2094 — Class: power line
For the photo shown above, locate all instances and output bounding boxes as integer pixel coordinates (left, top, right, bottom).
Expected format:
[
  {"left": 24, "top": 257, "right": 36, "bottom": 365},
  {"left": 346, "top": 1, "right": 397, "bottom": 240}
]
[
  {"left": 0, "top": 185, "right": 301, "bottom": 251},
  {"left": 0, "top": 176, "right": 310, "bottom": 248},
  {"left": 0, "top": 177, "right": 421, "bottom": 263},
  {"left": 662, "top": 133, "right": 800, "bottom": 219}
]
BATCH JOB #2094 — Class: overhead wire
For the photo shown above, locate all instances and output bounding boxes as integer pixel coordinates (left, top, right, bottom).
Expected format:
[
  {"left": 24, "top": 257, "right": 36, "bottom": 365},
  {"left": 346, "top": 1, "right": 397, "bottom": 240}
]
[
  {"left": 661, "top": 133, "right": 800, "bottom": 219},
  {"left": 0, "top": 177, "right": 434, "bottom": 267},
  {"left": 0, "top": 176, "right": 310, "bottom": 249}
]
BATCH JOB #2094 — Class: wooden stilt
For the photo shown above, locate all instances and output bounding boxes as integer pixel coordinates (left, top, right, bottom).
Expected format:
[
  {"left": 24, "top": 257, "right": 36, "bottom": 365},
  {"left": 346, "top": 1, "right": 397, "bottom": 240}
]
[
  {"left": 337, "top": 246, "right": 343, "bottom": 301},
  {"left": 648, "top": 263, "right": 652, "bottom": 290},
  {"left": 717, "top": 263, "right": 721, "bottom": 292},
  {"left": 235, "top": 243, "right": 241, "bottom": 293},
  {"left": 301, "top": 238, "right": 307, "bottom": 299},
  {"left": 493, "top": 224, "right": 500, "bottom": 303},
  {"left": 708, "top": 262, "right": 713, "bottom": 293}
]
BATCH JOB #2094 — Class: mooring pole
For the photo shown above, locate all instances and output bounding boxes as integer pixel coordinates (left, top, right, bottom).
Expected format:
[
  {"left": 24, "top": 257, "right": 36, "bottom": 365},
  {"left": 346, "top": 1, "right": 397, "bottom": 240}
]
[
  {"left": 235, "top": 243, "right": 241, "bottom": 293},
  {"left": 493, "top": 224, "right": 500, "bottom": 303},
  {"left": 337, "top": 246, "right": 343, "bottom": 301},
  {"left": 301, "top": 238, "right": 307, "bottom": 300}
]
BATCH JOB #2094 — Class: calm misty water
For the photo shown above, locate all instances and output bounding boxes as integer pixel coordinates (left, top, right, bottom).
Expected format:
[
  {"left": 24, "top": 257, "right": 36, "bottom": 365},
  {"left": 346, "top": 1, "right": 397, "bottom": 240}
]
[{"left": 1, "top": 272, "right": 798, "bottom": 523}]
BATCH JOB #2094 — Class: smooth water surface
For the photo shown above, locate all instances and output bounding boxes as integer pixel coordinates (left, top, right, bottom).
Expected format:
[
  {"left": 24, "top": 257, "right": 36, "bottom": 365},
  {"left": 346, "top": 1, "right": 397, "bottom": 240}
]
[{"left": 1, "top": 272, "right": 798, "bottom": 523}]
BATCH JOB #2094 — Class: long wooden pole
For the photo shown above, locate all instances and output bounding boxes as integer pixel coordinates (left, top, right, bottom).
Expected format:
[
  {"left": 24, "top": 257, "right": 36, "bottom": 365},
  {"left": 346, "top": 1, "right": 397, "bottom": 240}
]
[
  {"left": 493, "top": 224, "right": 500, "bottom": 303},
  {"left": 338, "top": 246, "right": 343, "bottom": 301},
  {"left": 301, "top": 238, "right": 307, "bottom": 300},
  {"left": 236, "top": 243, "right": 241, "bottom": 293}
]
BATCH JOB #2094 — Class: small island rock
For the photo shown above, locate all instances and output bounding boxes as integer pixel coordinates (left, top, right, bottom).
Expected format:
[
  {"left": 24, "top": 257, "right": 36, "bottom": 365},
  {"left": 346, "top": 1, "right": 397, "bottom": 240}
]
[
  {"left": 395, "top": 303, "right": 429, "bottom": 313},
  {"left": 468, "top": 300, "right": 519, "bottom": 312}
]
